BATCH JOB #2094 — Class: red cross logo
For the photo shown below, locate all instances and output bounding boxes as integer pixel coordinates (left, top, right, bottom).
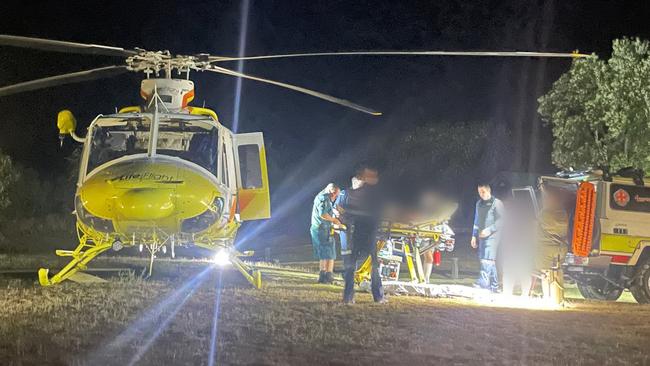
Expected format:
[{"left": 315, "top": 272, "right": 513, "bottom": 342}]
[{"left": 614, "top": 189, "right": 630, "bottom": 207}]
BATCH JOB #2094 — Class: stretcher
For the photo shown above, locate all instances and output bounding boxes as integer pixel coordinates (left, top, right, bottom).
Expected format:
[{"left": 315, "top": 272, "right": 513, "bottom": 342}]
[{"left": 352, "top": 202, "right": 458, "bottom": 285}]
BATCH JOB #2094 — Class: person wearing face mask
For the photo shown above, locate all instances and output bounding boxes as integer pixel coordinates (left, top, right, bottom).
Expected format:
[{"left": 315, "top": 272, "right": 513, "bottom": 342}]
[
  {"left": 310, "top": 183, "right": 341, "bottom": 284},
  {"left": 340, "top": 164, "right": 386, "bottom": 304},
  {"left": 470, "top": 182, "right": 504, "bottom": 292}
]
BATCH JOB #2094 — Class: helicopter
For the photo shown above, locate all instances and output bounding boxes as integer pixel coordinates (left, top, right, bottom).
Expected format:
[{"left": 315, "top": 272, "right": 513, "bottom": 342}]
[{"left": 0, "top": 35, "right": 588, "bottom": 288}]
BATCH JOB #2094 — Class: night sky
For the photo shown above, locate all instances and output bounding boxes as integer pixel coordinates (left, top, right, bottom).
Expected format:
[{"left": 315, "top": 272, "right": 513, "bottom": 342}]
[{"left": 1, "top": 1, "right": 650, "bottom": 244}]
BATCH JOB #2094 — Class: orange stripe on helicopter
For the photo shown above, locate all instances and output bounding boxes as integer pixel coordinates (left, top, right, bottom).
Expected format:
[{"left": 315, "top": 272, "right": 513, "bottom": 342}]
[
  {"left": 228, "top": 196, "right": 238, "bottom": 222},
  {"left": 182, "top": 90, "right": 195, "bottom": 108},
  {"left": 238, "top": 190, "right": 256, "bottom": 212}
]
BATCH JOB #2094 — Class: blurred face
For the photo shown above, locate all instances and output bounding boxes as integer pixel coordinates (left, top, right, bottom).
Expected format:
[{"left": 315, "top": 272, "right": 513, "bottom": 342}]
[
  {"left": 478, "top": 186, "right": 492, "bottom": 201},
  {"left": 329, "top": 188, "right": 340, "bottom": 201},
  {"left": 359, "top": 169, "right": 379, "bottom": 186}
]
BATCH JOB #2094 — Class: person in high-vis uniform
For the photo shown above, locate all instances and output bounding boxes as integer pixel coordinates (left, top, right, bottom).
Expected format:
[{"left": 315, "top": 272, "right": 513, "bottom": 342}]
[
  {"left": 471, "top": 183, "right": 504, "bottom": 292},
  {"left": 310, "top": 183, "right": 341, "bottom": 284},
  {"left": 535, "top": 183, "right": 570, "bottom": 304}
]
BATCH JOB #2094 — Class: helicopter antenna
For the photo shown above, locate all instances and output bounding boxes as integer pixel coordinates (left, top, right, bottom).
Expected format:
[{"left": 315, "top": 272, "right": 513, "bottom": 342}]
[{"left": 147, "top": 84, "right": 167, "bottom": 156}]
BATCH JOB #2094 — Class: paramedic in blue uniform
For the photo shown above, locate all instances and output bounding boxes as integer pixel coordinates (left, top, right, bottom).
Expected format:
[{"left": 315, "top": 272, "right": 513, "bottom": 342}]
[
  {"left": 471, "top": 183, "right": 504, "bottom": 292},
  {"left": 311, "top": 183, "right": 341, "bottom": 284},
  {"left": 340, "top": 165, "right": 386, "bottom": 304}
]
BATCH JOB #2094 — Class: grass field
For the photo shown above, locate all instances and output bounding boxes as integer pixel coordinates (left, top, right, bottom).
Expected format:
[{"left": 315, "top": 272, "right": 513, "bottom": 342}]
[{"left": 1, "top": 253, "right": 650, "bottom": 366}]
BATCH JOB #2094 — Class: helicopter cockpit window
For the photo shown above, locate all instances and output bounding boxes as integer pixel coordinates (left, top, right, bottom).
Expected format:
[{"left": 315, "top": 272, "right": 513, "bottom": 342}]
[
  {"left": 156, "top": 119, "right": 218, "bottom": 174},
  {"left": 86, "top": 117, "right": 218, "bottom": 176},
  {"left": 87, "top": 117, "right": 150, "bottom": 173}
]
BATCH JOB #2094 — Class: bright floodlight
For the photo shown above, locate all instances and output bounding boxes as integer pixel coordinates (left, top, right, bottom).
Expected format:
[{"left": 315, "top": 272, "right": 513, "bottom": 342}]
[{"left": 213, "top": 249, "right": 231, "bottom": 266}]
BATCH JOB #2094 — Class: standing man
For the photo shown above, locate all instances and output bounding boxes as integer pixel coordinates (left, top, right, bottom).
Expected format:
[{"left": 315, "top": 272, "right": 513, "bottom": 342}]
[
  {"left": 341, "top": 164, "right": 386, "bottom": 304},
  {"left": 311, "top": 183, "right": 341, "bottom": 284},
  {"left": 471, "top": 183, "right": 504, "bottom": 292}
]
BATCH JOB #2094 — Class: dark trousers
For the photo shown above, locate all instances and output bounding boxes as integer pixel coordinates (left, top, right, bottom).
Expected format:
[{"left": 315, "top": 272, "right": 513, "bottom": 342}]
[
  {"left": 477, "top": 237, "right": 499, "bottom": 291},
  {"left": 342, "top": 220, "right": 384, "bottom": 302}
]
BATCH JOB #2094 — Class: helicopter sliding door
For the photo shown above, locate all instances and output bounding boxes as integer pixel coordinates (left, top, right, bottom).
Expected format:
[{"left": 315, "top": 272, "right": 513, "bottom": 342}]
[{"left": 234, "top": 132, "right": 270, "bottom": 220}]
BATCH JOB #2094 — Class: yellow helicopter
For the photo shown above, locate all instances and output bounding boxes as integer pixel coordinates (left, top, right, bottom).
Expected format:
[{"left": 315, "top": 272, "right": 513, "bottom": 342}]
[{"left": 0, "top": 35, "right": 588, "bottom": 288}]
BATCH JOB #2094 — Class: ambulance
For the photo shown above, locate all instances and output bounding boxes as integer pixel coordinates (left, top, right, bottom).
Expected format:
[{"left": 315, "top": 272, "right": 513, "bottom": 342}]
[{"left": 533, "top": 172, "right": 650, "bottom": 303}]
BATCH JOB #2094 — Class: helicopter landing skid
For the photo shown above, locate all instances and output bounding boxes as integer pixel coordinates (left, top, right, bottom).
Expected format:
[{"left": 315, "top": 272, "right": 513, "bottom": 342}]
[
  {"left": 230, "top": 252, "right": 262, "bottom": 289},
  {"left": 38, "top": 237, "right": 112, "bottom": 286},
  {"left": 194, "top": 241, "right": 263, "bottom": 288}
]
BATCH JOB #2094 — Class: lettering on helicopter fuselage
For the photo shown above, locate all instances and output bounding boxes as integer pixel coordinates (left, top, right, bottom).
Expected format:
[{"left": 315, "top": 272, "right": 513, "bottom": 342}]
[{"left": 110, "top": 172, "right": 183, "bottom": 184}]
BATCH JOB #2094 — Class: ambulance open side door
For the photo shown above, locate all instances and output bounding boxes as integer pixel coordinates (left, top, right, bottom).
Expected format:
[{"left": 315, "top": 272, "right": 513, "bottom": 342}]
[{"left": 234, "top": 132, "right": 271, "bottom": 220}]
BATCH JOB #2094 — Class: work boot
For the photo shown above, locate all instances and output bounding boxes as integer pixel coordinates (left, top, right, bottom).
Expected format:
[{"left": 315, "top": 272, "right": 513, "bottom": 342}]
[
  {"left": 375, "top": 297, "right": 389, "bottom": 305},
  {"left": 317, "top": 270, "right": 326, "bottom": 283},
  {"left": 324, "top": 272, "right": 334, "bottom": 284}
]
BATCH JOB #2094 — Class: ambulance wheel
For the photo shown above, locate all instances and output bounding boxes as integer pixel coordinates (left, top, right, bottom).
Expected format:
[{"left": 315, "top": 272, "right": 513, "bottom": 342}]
[
  {"left": 630, "top": 258, "right": 650, "bottom": 304},
  {"left": 577, "top": 279, "right": 623, "bottom": 301}
]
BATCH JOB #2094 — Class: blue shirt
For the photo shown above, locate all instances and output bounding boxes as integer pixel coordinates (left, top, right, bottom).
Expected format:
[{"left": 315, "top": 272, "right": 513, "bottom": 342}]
[{"left": 311, "top": 190, "right": 334, "bottom": 229}]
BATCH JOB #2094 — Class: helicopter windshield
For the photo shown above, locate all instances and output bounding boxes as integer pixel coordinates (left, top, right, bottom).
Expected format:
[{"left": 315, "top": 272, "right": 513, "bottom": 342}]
[
  {"left": 86, "top": 116, "right": 218, "bottom": 175},
  {"left": 156, "top": 119, "right": 218, "bottom": 172}
]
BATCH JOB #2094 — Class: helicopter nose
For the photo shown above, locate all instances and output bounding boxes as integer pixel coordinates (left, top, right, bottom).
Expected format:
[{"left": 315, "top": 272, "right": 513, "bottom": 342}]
[{"left": 116, "top": 188, "right": 175, "bottom": 220}]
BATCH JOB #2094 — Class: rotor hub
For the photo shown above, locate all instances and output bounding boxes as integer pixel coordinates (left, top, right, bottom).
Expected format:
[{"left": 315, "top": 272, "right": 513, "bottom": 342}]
[{"left": 125, "top": 50, "right": 211, "bottom": 77}]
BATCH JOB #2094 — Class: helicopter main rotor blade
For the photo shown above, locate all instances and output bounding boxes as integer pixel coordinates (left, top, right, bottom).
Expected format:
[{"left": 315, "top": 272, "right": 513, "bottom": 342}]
[
  {"left": 210, "top": 50, "right": 590, "bottom": 62},
  {"left": 0, "top": 65, "right": 129, "bottom": 97},
  {"left": 0, "top": 35, "right": 137, "bottom": 57},
  {"left": 206, "top": 65, "right": 381, "bottom": 116}
]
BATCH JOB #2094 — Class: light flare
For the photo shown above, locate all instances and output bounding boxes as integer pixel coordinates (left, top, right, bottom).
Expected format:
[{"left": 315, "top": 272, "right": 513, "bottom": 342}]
[
  {"left": 213, "top": 248, "right": 231, "bottom": 266},
  {"left": 208, "top": 268, "right": 225, "bottom": 366},
  {"left": 231, "top": 0, "right": 250, "bottom": 133},
  {"left": 86, "top": 266, "right": 212, "bottom": 364}
]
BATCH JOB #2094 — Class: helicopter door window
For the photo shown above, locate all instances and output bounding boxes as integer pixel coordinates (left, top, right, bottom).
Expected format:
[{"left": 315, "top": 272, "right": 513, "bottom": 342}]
[{"left": 238, "top": 145, "right": 262, "bottom": 189}]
